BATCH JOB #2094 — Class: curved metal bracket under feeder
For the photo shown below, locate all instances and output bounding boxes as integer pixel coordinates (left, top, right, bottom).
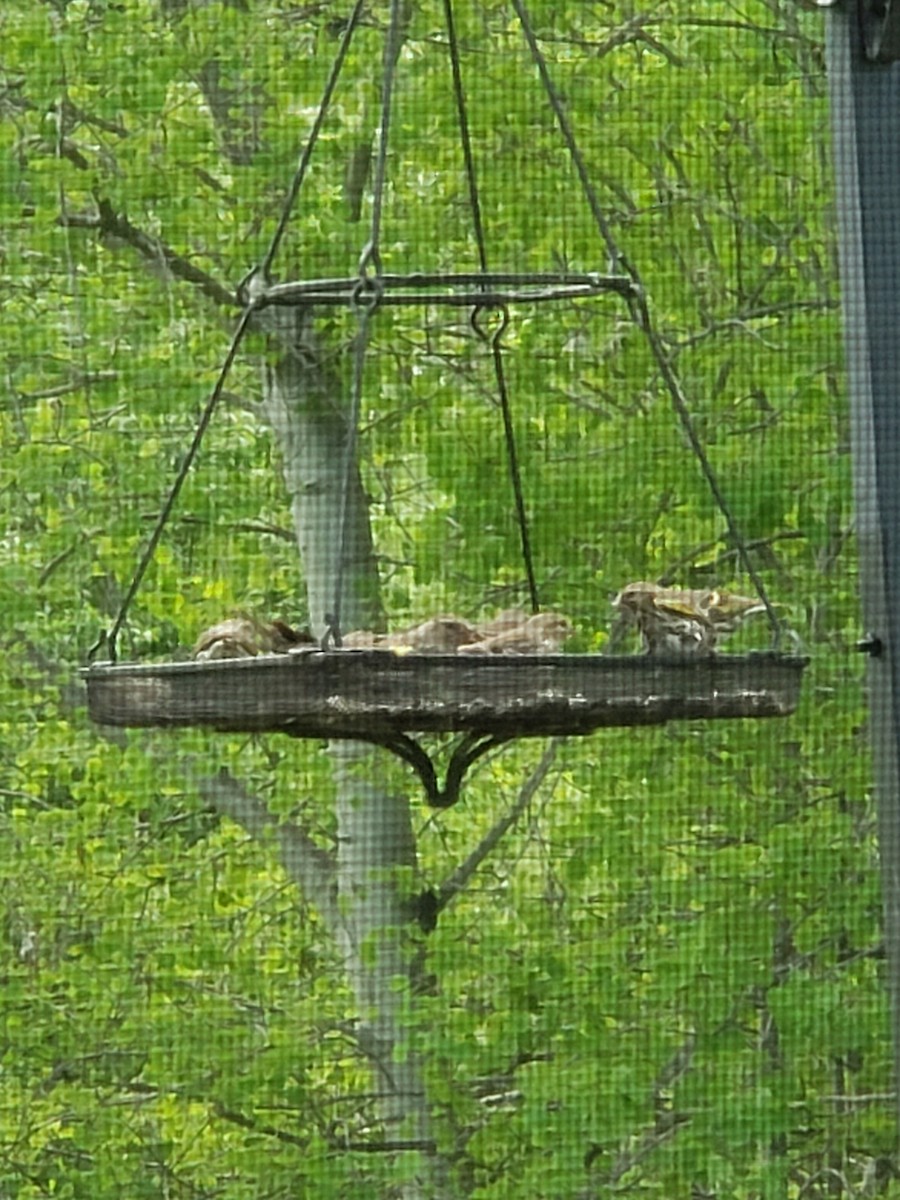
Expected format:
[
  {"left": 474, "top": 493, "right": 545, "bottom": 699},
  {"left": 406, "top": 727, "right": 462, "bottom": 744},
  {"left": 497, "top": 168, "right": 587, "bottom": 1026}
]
[{"left": 338, "top": 730, "right": 513, "bottom": 808}]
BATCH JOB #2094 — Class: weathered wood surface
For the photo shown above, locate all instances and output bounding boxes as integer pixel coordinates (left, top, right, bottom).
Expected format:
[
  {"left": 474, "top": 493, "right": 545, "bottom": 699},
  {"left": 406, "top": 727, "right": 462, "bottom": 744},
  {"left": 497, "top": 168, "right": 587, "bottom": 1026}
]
[{"left": 83, "top": 651, "right": 807, "bottom": 737}]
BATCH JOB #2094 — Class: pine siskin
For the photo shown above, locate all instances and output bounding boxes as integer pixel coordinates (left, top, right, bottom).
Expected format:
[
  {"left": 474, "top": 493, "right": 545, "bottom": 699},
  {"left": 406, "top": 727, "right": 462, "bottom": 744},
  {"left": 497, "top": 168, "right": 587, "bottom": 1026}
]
[
  {"left": 342, "top": 612, "right": 573, "bottom": 655},
  {"left": 458, "top": 612, "right": 573, "bottom": 655},
  {"left": 699, "top": 589, "right": 768, "bottom": 639},
  {"left": 192, "top": 616, "right": 312, "bottom": 661},
  {"left": 613, "top": 582, "right": 767, "bottom": 655},
  {"left": 475, "top": 607, "right": 531, "bottom": 638},
  {"left": 341, "top": 616, "right": 480, "bottom": 653},
  {"left": 383, "top": 615, "right": 481, "bottom": 653},
  {"left": 341, "top": 628, "right": 379, "bottom": 648},
  {"left": 612, "top": 582, "right": 710, "bottom": 655}
]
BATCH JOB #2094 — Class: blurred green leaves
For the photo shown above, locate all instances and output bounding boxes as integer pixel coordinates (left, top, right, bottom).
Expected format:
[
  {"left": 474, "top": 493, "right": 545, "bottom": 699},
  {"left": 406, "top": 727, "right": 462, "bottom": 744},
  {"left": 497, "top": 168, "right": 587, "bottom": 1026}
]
[{"left": 0, "top": 1, "right": 879, "bottom": 1197}]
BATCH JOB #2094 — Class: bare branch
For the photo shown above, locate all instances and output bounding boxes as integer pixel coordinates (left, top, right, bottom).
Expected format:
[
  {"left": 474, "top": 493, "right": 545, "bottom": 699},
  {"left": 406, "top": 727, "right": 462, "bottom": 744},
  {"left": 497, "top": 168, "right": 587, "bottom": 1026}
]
[
  {"left": 660, "top": 529, "right": 806, "bottom": 584},
  {"left": 437, "top": 740, "right": 562, "bottom": 910},
  {"left": 193, "top": 766, "right": 340, "bottom": 931},
  {"left": 140, "top": 513, "right": 297, "bottom": 543},
  {"left": 58, "top": 198, "right": 236, "bottom": 307},
  {"left": 6, "top": 371, "right": 119, "bottom": 405}
]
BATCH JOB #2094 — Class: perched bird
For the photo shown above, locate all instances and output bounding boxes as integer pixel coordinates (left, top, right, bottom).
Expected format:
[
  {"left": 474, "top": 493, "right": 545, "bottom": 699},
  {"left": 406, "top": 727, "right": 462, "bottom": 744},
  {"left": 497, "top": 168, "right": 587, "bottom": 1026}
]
[
  {"left": 384, "top": 615, "right": 481, "bottom": 653},
  {"left": 458, "top": 612, "right": 573, "bottom": 655},
  {"left": 341, "top": 628, "right": 380, "bottom": 649},
  {"left": 340, "top": 611, "right": 573, "bottom": 655},
  {"left": 700, "top": 589, "right": 769, "bottom": 639},
  {"left": 613, "top": 582, "right": 712, "bottom": 655},
  {"left": 341, "top": 616, "right": 481, "bottom": 653},
  {"left": 475, "top": 607, "right": 531, "bottom": 638},
  {"left": 192, "top": 616, "right": 313, "bottom": 661},
  {"left": 612, "top": 581, "right": 767, "bottom": 655}
]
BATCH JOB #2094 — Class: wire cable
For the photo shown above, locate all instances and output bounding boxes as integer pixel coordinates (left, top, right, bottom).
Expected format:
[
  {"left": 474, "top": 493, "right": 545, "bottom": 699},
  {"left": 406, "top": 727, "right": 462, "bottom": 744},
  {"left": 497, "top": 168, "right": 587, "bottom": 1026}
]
[
  {"left": 92, "top": 4, "right": 367, "bottom": 661},
  {"left": 510, "top": 0, "right": 783, "bottom": 646},
  {"left": 445, "top": 0, "right": 541, "bottom": 614},
  {"left": 327, "top": 0, "right": 406, "bottom": 640}
]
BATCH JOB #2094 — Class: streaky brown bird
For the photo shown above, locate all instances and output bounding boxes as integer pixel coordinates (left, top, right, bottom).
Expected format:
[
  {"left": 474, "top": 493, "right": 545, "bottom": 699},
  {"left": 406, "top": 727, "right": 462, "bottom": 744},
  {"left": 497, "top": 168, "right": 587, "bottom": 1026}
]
[
  {"left": 341, "top": 628, "right": 380, "bottom": 648},
  {"left": 340, "top": 616, "right": 481, "bottom": 653},
  {"left": 383, "top": 615, "right": 482, "bottom": 653},
  {"left": 458, "top": 612, "right": 573, "bottom": 655},
  {"left": 612, "top": 581, "right": 767, "bottom": 655},
  {"left": 192, "top": 616, "right": 313, "bottom": 661},
  {"left": 475, "top": 607, "right": 531, "bottom": 638}
]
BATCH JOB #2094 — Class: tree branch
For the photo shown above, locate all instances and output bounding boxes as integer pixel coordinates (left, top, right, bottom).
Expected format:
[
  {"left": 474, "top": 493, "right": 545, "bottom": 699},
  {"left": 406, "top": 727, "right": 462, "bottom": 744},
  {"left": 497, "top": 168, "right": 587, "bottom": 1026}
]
[
  {"left": 193, "top": 766, "right": 340, "bottom": 932},
  {"left": 58, "top": 198, "right": 236, "bottom": 307},
  {"left": 437, "top": 739, "right": 562, "bottom": 911},
  {"left": 659, "top": 529, "right": 806, "bottom": 584}
]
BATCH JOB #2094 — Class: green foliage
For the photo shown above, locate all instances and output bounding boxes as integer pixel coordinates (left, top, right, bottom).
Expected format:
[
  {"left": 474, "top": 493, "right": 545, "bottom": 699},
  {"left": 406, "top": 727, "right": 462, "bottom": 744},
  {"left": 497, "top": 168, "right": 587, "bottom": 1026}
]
[{"left": 0, "top": 0, "right": 883, "bottom": 1197}]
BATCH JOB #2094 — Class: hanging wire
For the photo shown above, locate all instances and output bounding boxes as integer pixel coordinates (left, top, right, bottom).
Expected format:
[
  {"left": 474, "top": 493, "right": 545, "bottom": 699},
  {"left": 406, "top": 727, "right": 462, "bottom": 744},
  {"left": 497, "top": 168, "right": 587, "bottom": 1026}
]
[
  {"left": 469, "top": 303, "right": 541, "bottom": 615},
  {"left": 324, "top": 284, "right": 381, "bottom": 647},
  {"left": 261, "top": 0, "right": 368, "bottom": 280},
  {"left": 92, "top": 306, "right": 259, "bottom": 664},
  {"left": 444, "top": 0, "right": 541, "bottom": 615},
  {"left": 357, "top": 0, "right": 406, "bottom": 279},
  {"left": 509, "top": 0, "right": 784, "bottom": 648},
  {"left": 325, "top": 0, "right": 406, "bottom": 643},
  {"left": 91, "top": 3, "right": 366, "bottom": 663}
]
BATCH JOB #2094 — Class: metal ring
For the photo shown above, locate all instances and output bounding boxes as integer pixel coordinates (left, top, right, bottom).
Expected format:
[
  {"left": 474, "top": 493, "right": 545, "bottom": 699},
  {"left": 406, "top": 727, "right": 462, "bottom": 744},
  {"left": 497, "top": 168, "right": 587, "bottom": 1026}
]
[{"left": 350, "top": 274, "right": 384, "bottom": 312}]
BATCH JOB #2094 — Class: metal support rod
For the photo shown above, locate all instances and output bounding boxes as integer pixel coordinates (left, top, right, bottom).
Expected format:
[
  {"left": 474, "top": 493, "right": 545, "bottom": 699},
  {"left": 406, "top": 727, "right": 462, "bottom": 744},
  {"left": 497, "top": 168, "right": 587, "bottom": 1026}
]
[
  {"left": 267, "top": 270, "right": 634, "bottom": 291},
  {"left": 827, "top": 0, "right": 900, "bottom": 1128},
  {"left": 260, "top": 272, "right": 636, "bottom": 306}
]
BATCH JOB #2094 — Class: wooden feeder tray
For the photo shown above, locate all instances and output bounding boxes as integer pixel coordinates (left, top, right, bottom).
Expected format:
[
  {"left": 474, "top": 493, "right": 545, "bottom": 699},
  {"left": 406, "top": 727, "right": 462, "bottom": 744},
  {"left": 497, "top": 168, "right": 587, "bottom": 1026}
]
[
  {"left": 84, "top": 650, "right": 806, "bottom": 737},
  {"left": 84, "top": 649, "right": 806, "bottom": 736},
  {"left": 84, "top": 650, "right": 806, "bottom": 806}
]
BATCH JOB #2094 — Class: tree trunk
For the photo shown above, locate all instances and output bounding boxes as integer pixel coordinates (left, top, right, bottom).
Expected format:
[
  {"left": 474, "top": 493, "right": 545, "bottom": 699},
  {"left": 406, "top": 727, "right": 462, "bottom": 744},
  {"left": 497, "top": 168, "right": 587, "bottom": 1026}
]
[
  {"left": 260, "top": 308, "right": 449, "bottom": 1197},
  {"left": 261, "top": 309, "right": 381, "bottom": 638}
]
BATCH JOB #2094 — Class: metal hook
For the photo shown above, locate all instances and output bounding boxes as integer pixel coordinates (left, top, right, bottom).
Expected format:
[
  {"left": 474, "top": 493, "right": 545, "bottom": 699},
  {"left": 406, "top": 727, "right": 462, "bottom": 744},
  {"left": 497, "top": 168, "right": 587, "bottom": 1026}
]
[
  {"left": 321, "top": 613, "right": 343, "bottom": 650},
  {"left": 470, "top": 302, "right": 510, "bottom": 347},
  {"left": 355, "top": 240, "right": 383, "bottom": 285}
]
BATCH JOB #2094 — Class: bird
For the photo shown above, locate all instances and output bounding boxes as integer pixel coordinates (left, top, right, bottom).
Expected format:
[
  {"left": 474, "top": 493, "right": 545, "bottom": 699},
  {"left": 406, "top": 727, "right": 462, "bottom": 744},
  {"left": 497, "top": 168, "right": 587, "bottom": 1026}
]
[
  {"left": 612, "top": 581, "right": 767, "bottom": 655},
  {"left": 612, "top": 582, "right": 712, "bottom": 655},
  {"left": 700, "top": 589, "right": 769, "bottom": 639},
  {"left": 475, "top": 607, "right": 531, "bottom": 638},
  {"left": 338, "top": 611, "right": 574, "bottom": 655},
  {"left": 341, "top": 616, "right": 481, "bottom": 653},
  {"left": 384, "top": 615, "right": 482, "bottom": 653},
  {"left": 192, "top": 616, "right": 313, "bottom": 661},
  {"left": 341, "top": 628, "right": 380, "bottom": 648},
  {"left": 458, "top": 612, "right": 573, "bottom": 655}
]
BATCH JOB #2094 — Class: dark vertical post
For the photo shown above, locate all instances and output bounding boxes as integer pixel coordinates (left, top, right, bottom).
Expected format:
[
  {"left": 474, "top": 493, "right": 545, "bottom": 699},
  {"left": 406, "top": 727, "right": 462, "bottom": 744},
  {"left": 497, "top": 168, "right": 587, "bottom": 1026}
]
[{"left": 827, "top": 0, "right": 900, "bottom": 1120}]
